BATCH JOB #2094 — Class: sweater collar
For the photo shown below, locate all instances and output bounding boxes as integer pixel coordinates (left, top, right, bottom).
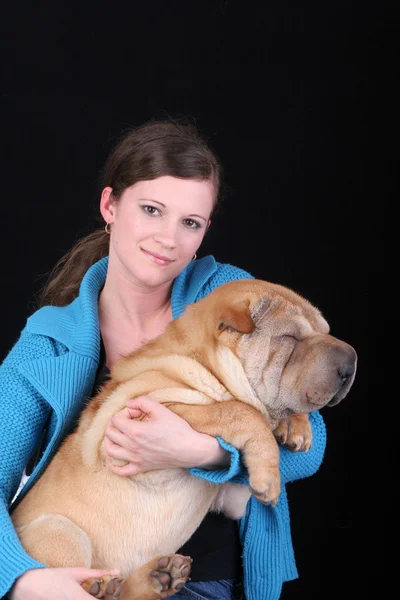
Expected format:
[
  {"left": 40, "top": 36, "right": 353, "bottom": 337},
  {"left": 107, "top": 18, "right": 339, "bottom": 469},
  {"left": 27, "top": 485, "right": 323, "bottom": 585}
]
[
  {"left": 26, "top": 255, "right": 218, "bottom": 362},
  {"left": 26, "top": 257, "right": 108, "bottom": 362}
]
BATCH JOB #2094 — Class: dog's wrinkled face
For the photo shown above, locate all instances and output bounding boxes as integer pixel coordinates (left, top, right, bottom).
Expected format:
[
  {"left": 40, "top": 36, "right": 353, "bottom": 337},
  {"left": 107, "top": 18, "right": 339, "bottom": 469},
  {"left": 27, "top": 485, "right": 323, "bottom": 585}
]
[{"left": 213, "top": 279, "right": 357, "bottom": 423}]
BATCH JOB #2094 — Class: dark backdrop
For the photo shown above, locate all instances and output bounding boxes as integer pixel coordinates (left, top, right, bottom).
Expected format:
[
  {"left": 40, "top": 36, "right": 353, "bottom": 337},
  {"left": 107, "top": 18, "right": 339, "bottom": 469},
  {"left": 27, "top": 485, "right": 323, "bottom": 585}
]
[{"left": 2, "top": 2, "right": 377, "bottom": 598}]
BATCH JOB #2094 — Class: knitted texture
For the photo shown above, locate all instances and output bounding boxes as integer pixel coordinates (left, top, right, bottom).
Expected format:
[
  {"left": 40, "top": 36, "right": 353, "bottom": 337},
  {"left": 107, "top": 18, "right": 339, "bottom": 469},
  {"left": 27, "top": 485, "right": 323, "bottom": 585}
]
[
  {"left": 0, "top": 256, "right": 327, "bottom": 600},
  {"left": 0, "top": 334, "right": 69, "bottom": 596}
]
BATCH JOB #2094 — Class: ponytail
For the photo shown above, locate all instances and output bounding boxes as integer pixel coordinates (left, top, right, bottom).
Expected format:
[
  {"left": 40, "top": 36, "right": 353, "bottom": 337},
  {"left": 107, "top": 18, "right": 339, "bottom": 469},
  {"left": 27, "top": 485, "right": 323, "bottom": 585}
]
[{"left": 38, "top": 229, "right": 109, "bottom": 307}]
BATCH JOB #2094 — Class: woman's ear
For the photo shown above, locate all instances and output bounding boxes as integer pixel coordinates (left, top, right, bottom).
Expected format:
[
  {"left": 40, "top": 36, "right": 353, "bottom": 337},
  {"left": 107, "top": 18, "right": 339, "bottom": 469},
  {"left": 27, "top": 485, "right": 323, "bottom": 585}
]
[{"left": 100, "top": 187, "right": 116, "bottom": 224}]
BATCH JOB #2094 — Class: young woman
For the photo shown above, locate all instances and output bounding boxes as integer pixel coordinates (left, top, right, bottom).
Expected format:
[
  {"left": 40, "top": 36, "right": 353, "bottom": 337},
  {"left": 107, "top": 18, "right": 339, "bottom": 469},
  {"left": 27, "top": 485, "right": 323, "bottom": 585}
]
[{"left": 1, "top": 120, "right": 326, "bottom": 600}]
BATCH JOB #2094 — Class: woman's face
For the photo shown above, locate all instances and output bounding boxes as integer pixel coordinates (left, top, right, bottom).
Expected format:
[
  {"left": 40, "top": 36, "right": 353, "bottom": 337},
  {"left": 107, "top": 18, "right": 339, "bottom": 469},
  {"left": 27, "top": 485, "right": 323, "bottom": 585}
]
[{"left": 101, "top": 176, "right": 214, "bottom": 289}]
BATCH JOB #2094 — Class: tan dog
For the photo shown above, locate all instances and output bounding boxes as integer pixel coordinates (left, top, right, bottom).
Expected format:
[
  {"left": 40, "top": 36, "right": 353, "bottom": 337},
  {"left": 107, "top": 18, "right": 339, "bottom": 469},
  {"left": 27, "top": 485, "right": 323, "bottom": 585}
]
[{"left": 12, "top": 278, "right": 357, "bottom": 600}]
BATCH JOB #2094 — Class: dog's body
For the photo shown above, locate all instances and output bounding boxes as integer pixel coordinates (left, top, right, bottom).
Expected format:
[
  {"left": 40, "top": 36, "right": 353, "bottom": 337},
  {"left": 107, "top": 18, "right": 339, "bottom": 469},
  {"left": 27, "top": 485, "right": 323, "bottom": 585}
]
[{"left": 12, "top": 279, "right": 357, "bottom": 599}]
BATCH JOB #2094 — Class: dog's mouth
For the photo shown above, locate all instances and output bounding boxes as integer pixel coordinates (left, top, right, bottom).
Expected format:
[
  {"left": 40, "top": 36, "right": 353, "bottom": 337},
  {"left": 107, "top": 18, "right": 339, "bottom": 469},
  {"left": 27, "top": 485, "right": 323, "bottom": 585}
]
[
  {"left": 326, "top": 395, "right": 342, "bottom": 407},
  {"left": 306, "top": 391, "right": 343, "bottom": 409},
  {"left": 326, "top": 379, "right": 355, "bottom": 407}
]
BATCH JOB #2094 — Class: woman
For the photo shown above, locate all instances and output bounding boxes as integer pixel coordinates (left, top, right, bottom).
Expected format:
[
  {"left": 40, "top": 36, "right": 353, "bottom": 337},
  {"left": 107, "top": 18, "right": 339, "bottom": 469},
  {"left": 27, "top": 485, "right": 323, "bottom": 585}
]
[{"left": 1, "top": 119, "right": 326, "bottom": 600}]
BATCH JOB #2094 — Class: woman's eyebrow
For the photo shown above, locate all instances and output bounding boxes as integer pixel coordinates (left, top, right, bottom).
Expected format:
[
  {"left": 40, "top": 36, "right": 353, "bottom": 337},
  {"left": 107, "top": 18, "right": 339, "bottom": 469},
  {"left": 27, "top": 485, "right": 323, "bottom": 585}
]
[
  {"left": 188, "top": 214, "right": 207, "bottom": 223},
  {"left": 138, "top": 198, "right": 166, "bottom": 207}
]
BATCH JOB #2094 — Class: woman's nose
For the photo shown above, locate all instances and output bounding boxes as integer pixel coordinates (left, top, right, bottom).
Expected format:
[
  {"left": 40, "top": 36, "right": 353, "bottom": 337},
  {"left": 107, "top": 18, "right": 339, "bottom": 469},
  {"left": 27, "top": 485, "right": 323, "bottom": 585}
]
[{"left": 153, "top": 223, "right": 178, "bottom": 248}]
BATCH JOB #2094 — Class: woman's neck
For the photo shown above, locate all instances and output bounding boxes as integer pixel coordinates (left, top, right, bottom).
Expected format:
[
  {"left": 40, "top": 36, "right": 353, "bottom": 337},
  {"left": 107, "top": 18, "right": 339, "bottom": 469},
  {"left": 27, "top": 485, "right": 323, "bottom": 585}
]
[
  {"left": 97, "top": 267, "right": 173, "bottom": 368},
  {"left": 98, "top": 267, "right": 173, "bottom": 328}
]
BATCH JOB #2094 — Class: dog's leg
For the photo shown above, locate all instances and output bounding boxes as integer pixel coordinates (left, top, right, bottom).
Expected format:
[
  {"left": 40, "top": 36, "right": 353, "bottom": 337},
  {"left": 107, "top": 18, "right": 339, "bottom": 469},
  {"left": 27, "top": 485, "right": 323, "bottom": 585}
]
[
  {"left": 119, "top": 554, "right": 192, "bottom": 600},
  {"left": 274, "top": 413, "right": 313, "bottom": 452},
  {"left": 18, "top": 514, "right": 124, "bottom": 599},
  {"left": 166, "top": 399, "right": 281, "bottom": 506},
  {"left": 17, "top": 513, "right": 93, "bottom": 567}
]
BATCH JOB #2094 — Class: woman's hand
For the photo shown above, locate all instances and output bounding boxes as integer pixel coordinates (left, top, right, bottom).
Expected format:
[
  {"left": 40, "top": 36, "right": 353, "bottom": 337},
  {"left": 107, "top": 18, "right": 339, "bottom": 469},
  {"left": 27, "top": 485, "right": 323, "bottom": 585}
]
[
  {"left": 10, "top": 567, "right": 120, "bottom": 600},
  {"left": 104, "top": 396, "right": 230, "bottom": 476}
]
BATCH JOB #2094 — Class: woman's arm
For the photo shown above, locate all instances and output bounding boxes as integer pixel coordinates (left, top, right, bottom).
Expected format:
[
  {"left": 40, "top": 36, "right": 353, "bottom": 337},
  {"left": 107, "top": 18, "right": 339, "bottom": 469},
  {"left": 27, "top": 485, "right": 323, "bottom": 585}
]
[
  {"left": 10, "top": 567, "right": 120, "bottom": 600},
  {"left": 104, "top": 397, "right": 326, "bottom": 485},
  {"left": 0, "top": 331, "right": 51, "bottom": 596},
  {"left": 0, "top": 331, "right": 122, "bottom": 600}
]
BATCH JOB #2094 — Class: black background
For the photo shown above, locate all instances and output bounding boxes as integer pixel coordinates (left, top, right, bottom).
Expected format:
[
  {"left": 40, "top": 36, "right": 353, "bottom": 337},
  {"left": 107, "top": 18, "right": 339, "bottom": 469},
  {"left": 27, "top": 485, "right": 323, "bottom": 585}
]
[{"left": 2, "top": 1, "right": 382, "bottom": 597}]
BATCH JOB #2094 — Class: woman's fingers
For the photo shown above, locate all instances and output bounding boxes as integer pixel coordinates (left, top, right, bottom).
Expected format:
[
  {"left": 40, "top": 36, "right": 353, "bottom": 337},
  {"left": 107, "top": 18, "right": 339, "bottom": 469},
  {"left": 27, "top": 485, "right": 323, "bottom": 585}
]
[
  {"left": 125, "top": 395, "right": 166, "bottom": 417},
  {"left": 106, "top": 459, "right": 140, "bottom": 476},
  {"left": 105, "top": 421, "right": 133, "bottom": 447},
  {"left": 104, "top": 442, "right": 133, "bottom": 464}
]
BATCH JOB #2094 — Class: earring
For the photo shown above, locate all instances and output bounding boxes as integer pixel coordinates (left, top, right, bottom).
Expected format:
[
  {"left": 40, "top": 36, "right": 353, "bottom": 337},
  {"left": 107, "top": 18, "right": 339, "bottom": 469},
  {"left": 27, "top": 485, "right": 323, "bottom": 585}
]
[
  {"left": 191, "top": 253, "right": 197, "bottom": 261},
  {"left": 105, "top": 222, "right": 111, "bottom": 234}
]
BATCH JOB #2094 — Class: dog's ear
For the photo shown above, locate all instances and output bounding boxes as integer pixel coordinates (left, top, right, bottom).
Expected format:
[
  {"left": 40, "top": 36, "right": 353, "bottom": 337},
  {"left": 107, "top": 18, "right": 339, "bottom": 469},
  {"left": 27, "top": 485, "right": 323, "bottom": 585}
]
[{"left": 217, "top": 300, "right": 255, "bottom": 334}]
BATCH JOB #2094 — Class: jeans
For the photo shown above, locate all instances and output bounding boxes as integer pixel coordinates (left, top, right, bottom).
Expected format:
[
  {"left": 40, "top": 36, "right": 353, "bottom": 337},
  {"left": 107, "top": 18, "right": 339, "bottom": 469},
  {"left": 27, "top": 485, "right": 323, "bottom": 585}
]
[{"left": 167, "top": 578, "right": 238, "bottom": 600}]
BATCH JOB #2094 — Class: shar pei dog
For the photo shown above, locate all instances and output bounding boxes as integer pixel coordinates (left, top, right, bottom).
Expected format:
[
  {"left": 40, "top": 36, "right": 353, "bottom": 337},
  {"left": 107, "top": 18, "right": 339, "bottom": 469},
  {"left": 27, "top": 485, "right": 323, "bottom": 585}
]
[{"left": 12, "top": 278, "right": 357, "bottom": 599}]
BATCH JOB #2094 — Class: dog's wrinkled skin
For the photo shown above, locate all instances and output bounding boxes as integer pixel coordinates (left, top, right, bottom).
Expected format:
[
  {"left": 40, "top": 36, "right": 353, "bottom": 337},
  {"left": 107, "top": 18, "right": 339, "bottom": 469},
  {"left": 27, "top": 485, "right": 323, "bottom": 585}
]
[{"left": 12, "top": 279, "right": 357, "bottom": 600}]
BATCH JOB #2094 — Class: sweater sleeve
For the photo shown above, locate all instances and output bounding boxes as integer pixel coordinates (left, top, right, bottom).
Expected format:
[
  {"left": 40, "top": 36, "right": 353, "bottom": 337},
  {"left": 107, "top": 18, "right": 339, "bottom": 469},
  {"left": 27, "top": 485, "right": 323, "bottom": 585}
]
[
  {"left": 0, "top": 330, "right": 59, "bottom": 597},
  {"left": 189, "top": 262, "right": 327, "bottom": 485}
]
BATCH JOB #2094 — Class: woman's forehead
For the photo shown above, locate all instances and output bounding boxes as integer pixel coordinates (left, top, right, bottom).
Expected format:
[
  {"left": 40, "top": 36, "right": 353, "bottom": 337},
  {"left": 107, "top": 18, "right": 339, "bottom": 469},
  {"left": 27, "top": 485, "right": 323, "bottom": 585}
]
[{"left": 123, "top": 176, "right": 215, "bottom": 214}]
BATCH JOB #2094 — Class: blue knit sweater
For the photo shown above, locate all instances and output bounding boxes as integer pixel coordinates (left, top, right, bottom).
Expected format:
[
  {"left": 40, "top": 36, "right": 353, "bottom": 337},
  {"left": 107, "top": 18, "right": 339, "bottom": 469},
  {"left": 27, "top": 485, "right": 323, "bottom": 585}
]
[{"left": 0, "top": 256, "right": 326, "bottom": 599}]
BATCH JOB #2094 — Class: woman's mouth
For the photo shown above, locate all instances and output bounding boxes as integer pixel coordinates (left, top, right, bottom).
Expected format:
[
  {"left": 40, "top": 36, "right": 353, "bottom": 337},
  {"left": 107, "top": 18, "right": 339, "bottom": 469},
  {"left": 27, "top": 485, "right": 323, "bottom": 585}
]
[{"left": 140, "top": 248, "right": 175, "bottom": 266}]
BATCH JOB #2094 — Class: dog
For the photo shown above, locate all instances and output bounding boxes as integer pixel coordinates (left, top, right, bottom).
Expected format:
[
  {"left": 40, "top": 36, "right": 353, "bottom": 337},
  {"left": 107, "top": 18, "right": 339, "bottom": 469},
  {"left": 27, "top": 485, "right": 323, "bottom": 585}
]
[{"left": 11, "top": 278, "right": 357, "bottom": 599}]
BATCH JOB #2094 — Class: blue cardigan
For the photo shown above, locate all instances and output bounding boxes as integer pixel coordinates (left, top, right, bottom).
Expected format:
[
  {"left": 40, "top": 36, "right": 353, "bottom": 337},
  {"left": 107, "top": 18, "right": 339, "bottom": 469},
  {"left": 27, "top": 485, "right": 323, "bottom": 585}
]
[{"left": 0, "top": 256, "right": 326, "bottom": 600}]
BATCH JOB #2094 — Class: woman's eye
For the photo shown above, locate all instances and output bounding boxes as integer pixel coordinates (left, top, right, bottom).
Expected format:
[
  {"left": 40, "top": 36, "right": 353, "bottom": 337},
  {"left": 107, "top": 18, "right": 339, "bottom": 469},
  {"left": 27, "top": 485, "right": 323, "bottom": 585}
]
[
  {"left": 183, "top": 219, "right": 200, "bottom": 229},
  {"left": 142, "top": 205, "right": 160, "bottom": 216}
]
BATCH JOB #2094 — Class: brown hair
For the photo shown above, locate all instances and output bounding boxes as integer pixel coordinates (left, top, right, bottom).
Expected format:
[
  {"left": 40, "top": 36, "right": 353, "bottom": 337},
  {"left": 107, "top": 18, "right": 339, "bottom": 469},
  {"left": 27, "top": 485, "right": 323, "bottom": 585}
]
[{"left": 38, "top": 119, "right": 222, "bottom": 307}]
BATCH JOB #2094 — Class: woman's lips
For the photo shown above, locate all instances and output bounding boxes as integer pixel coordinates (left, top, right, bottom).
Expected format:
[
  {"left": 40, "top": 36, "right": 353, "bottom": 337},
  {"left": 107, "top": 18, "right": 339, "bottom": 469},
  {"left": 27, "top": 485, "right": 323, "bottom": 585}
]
[{"left": 141, "top": 248, "right": 175, "bottom": 266}]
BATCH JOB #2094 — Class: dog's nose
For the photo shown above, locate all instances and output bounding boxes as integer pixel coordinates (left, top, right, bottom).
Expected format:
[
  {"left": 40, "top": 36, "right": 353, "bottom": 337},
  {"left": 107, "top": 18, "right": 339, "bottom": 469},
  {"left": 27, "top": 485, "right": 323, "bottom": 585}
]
[
  {"left": 336, "top": 344, "right": 357, "bottom": 388},
  {"left": 337, "top": 364, "right": 355, "bottom": 386}
]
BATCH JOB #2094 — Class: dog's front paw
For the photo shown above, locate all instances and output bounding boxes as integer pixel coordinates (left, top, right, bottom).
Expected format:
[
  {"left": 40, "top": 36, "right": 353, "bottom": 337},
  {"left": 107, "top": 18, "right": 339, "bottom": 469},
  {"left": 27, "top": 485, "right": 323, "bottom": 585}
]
[
  {"left": 249, "top": 468, "right": 280, "bottom": 506},
  {"left": 274, "top": 414, "right": 312, "bottom": 452},
  {"left": 149, "top": 554, "right": 192, "bottom": 595},
  {"left": 82, "top": 575, "right": 124, "bottom": 599}
]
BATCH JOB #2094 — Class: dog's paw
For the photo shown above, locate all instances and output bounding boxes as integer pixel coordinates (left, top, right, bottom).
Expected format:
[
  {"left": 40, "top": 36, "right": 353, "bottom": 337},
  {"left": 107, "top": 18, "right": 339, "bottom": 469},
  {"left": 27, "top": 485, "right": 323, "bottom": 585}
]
[
  {"left": 274, "top": 414, "right": 312, "bottom": 452},
  {"left": 82, "top": 575, "right": 124, "bottom": 599},
  {"left": 249, "top": 469, "right": 280, "bottom": 506},
  {"left": 149, "top": 554, "right": 192, "bottom": 595}
]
